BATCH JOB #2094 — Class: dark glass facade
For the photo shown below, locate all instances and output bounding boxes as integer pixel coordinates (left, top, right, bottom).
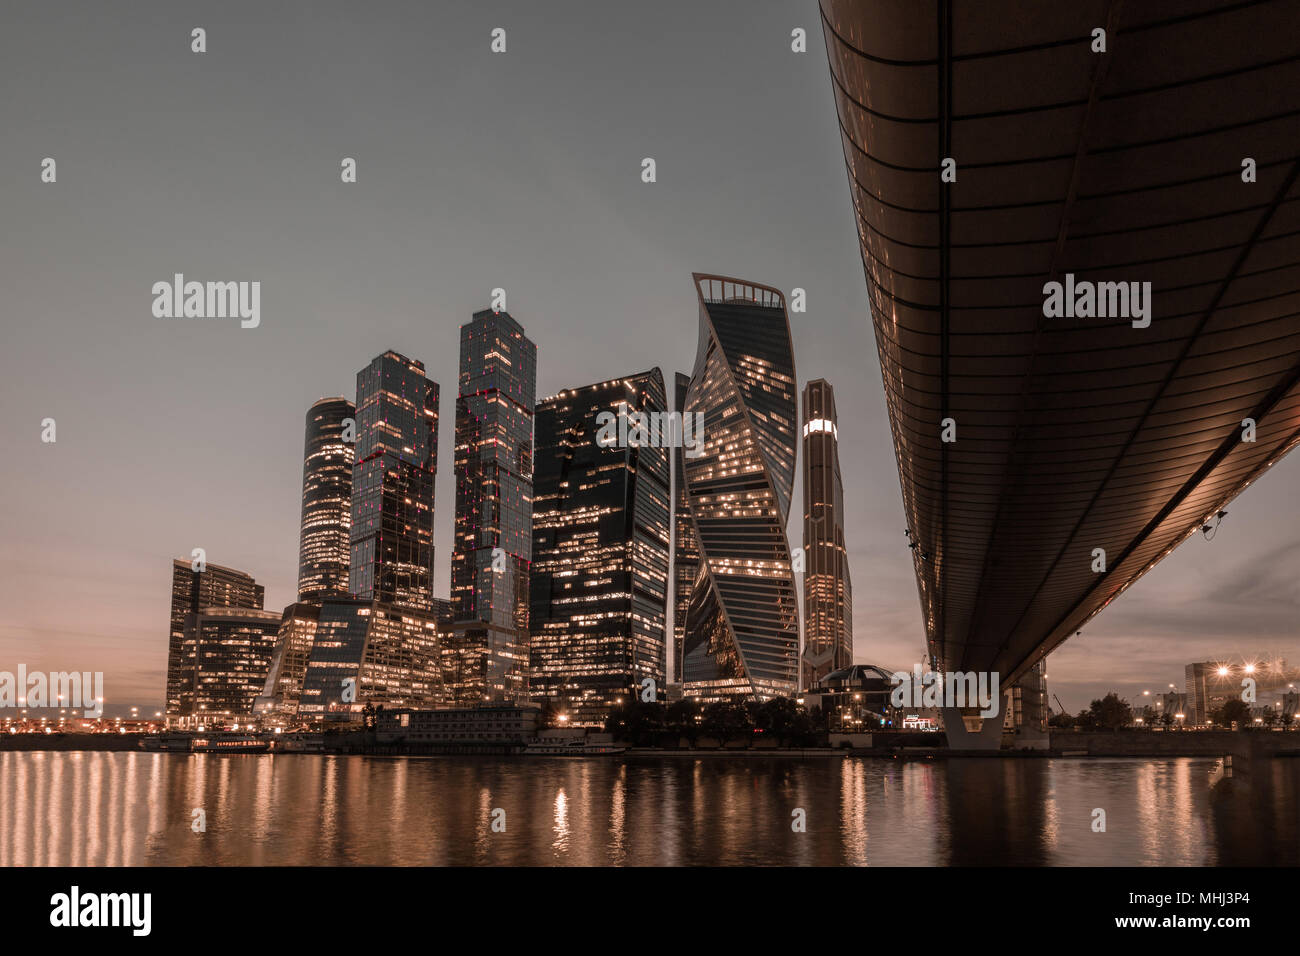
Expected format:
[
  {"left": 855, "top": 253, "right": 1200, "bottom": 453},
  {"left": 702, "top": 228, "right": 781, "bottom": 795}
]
[
  {"left": 529, "top": 370, "right": 671, "bottom": 723},
  {"left": 254, "top": 602, "right": 321, "bottom": 715},
  {"left": 451, "top": 310, "right": 536, "bottom": 633},
  {"left": 801, "top": 379, "right": 852, "bottom": 688},
  {"left": 297, "top": 397, "right": 355, "bottom": 601},
  {"left": 298, "top": 598, "right": 442, "bottom": 715},
  {"left": 682, "top": 274, "right": 799, "bottom": 701},
  {"left": 188, "top": 607, "right": 282, "bottom": 722},
  {"left": 349, "top": 351, "right": 439, "bottom": 611},
  {"left": 166, "top": 559, "right": 265, "bottom": 718},
  {"left": 671, "top": 371, "right": 698, "bottom": 684},
  {"left": 441, "top": 620, "right": 529, "bottom": 705}
]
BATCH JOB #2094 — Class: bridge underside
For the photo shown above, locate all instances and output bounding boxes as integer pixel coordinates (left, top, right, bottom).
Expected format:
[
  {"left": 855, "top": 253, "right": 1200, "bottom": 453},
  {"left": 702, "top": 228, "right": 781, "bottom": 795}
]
[{"left": 820, "top": 0, "right": 1300, "bottom": 685}]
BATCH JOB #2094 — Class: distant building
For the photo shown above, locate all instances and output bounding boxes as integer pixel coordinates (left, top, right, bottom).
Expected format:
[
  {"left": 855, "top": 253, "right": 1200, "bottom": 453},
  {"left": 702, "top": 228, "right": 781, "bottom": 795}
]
[
  {"left": 802, "top": 664, "right": 897, "bottom": 732},
  {"left": 298, "top": 598, "right": 443, "bottom": 716},
  {"left": 349, "top": 351, "right": 439, "bottom": 610},
  {"left": 671, "top": 372, "right": 699, "bottom": 684},
  {"left": 1159, "top": 692, "right": 1188, "bottom": 725},
  {"left": 1186, "top": 657, "right": 1294, "bottom": 725},
  {"left": 681, "top": 274, "right": 799, "bottom": 702},
  {"left": 254, "top": 602, "right": 321, "bottom": 716},
  {"left": 166, "top": 559, "right": 265, "bottom": 720},
  {"left": 801, "top": 378, "right": 852, "bottom": 688},
  {"left": 297, "top": 397, "right": 355, "bottom": 601},
  {"left": 529, "top": 370, "right": 671, "bottom": 724},
  {"left": 187, "top": 607, "right": 282, "bottom": 724}
]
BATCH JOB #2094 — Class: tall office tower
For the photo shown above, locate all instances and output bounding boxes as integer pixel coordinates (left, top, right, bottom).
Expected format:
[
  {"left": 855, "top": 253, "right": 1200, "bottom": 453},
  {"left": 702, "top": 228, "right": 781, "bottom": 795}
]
[
  {"left": 297, "top": 397, "right": 356, "bottom": 601},
  {"left": 671, "top": 371, "right": 699, "bottom": 684},
  {"left": 298, "top": 598, "right": 442, "bottom": 715},
  {"left": 681, "top": 274, "right": 799, "bottom": 702},
  {"left": 801, "top": 379, "right": 853, "bottom": 688},
  {"left": 254, "top": 602, "right": 321, "bottom": 716},
  {"left": 166, "top": 559, "right": 265, "bottom": 719},
  {"left": 451, "top": 309, "right": 536, "bottom": 629},
  {"left": 529, "top": 370, "right": 671, "bottom": 724},
  {"left": 349, "top": 351, "right": 439, "bottom": 610},
  {"left": 188, "top": 607, "right": 282, "bottom": 722}
]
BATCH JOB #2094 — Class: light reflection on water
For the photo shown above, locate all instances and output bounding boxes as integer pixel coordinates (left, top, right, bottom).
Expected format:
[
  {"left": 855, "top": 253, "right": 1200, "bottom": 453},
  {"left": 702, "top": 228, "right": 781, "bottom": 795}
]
[{"left": 1, "top": 752, "right": 1295, "bottom": 866}]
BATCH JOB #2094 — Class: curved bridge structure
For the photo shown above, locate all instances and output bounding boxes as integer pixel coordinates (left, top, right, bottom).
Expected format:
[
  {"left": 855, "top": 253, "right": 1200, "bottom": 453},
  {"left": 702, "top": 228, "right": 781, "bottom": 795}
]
[{"left": 819, "top": 0, "right": 1300, "bottom": 688}]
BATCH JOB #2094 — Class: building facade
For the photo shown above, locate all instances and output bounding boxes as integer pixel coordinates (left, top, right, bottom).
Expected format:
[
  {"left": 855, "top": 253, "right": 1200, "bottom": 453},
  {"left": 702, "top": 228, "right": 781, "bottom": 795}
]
[
  {"left": 801, "top": 378, "right": 852, "bottom": 688},
  {"left": 298, "top": 598, "right": 442, "bottom": 716},
  {"left": 349, "top": 351, "right": 439, "bottom": 611},
  {"left": 187, "top": 607, "right": 282, "bottom": 724},
  {"left": 441, "top": 621, "right": 530, "bottom": 706},
  {"left": 297, "top": 397, "right": 355, "bottom": 601},
  {"left": 681, "top": 274, "right": 800, "bottom": 701},
  {"left": 376, "top": 705, "right": 540, "bottom": 746},
  {"left": 254, "top": 602, "right": 321, "bottom": 716},
  {"left": 166, "top": 559, "right": 265, "bottom": 719},
  {"left": 451, "top": 309, "right": 537, "bottom": 630},
  {"left": 529, "top": 371, "right": 671, "bottom": 724},
  {"left": 671, "top": 371, "right": 699, "bottom": 684}
]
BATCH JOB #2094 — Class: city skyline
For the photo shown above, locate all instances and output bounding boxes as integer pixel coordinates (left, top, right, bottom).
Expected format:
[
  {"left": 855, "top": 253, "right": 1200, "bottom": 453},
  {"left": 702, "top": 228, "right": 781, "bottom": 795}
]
[{"left": 2, "top": 1, "right": 1296, "bottom": 717}]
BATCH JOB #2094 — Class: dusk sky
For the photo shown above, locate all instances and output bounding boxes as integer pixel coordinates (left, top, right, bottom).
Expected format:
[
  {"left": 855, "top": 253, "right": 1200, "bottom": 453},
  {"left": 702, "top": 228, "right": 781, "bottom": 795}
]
[{"left": 1, "top": 0, "right": 1295, "bottom": 715}]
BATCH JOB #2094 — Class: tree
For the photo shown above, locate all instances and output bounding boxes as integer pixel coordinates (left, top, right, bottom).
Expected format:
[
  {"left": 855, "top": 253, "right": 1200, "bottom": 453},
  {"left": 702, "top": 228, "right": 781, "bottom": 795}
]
[
  {"left": 1087, "top": 693, "right": 1132, "bottom": 731},
  {"left": 1048, "top": 711, "right": 1074, "bottom": 729},
  {"left": 1216, "top": 699, "right": 1251, "bottom": 729},
  {"left": 1161, "top": 711, "right": 1174, "bottom": 730}
]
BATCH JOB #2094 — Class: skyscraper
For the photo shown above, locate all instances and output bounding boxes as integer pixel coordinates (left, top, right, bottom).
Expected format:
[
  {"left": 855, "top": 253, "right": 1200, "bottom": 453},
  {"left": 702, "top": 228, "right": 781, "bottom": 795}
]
[
  {"left": 801, "top": 378, "right": 852, "bottom": 687},
  {"left": 530, "top": 370, "right": 671, "bottom": 723},
  {"left": 444, "top": 310, "right": 536, "bottom": 705},
  {"left": 298, "top": 397, "right": 355, "bottom": 601},
  {"left": 349, "top": 351, "right": 439, "bottom": 611},
  {"left": 681, "top": 273, "right": 799, "bottom": 701},
  {"left": 166, "top": 558, "right": 265, "bottom": 719},
  {"left": 451, "top": 310, "right": 537, "bottom": 630},
  {"left": 188, "top": 607, "right": 282, "bottom": 722},
  {"left": 671, "top": 371, "right": 699, "bottom": 684}
]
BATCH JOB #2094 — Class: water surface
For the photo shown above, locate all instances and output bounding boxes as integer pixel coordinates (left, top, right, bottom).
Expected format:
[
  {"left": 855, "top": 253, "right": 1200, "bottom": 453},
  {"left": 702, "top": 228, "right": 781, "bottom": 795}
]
[{"left": 2, "top": 752, "right": 1295, "bottom": 865}]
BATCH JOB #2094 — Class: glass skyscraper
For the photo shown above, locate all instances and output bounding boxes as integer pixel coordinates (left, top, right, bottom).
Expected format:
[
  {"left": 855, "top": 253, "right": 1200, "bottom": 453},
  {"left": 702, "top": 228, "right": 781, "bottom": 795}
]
[
  {"left": 801, "top": 378, "right": 853, "bottom": 687},
  {"left": 166, "top": 558, "right": 265, "bottom": 719},
  {"left": 298, "top": 397, "right": 355, "bottom": 601},
  {"left": 529, "top": 370, "right": 671, "bottom": 723},
  {"left": 681, "top": 274, "right": 799, "bottom": 701},
  {"left": 451, "top": 310, "right": 537, "bottom": 630},
  {"left": 349, "top": 351, "right": 439, "bottom": 611}
]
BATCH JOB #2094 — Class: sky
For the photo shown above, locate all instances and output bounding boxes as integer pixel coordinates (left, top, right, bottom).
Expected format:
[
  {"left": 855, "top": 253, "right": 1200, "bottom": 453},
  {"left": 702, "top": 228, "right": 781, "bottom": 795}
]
[{"left": 1, "top": 0, "right": 1295, "bottom": 715}]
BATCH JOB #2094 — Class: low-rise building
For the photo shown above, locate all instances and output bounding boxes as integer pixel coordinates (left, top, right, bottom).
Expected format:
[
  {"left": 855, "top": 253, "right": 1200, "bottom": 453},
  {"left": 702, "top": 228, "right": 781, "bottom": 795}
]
[{"left": 375, "top": 704, "right": 540, "bottom": 745}]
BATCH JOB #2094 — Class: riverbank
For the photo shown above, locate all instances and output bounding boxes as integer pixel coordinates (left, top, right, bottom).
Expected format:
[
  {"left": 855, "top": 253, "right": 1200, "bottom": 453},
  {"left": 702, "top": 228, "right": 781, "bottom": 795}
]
[{"left": 5, "top": 729, "right": 1298, "bottom": 759}]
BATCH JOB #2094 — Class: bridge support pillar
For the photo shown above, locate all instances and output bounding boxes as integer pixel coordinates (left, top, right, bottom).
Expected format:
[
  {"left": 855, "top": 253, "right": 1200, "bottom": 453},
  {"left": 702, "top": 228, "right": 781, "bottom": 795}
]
[{"left": 940, "top": 692, "right": 1010, "bottom": 751}]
